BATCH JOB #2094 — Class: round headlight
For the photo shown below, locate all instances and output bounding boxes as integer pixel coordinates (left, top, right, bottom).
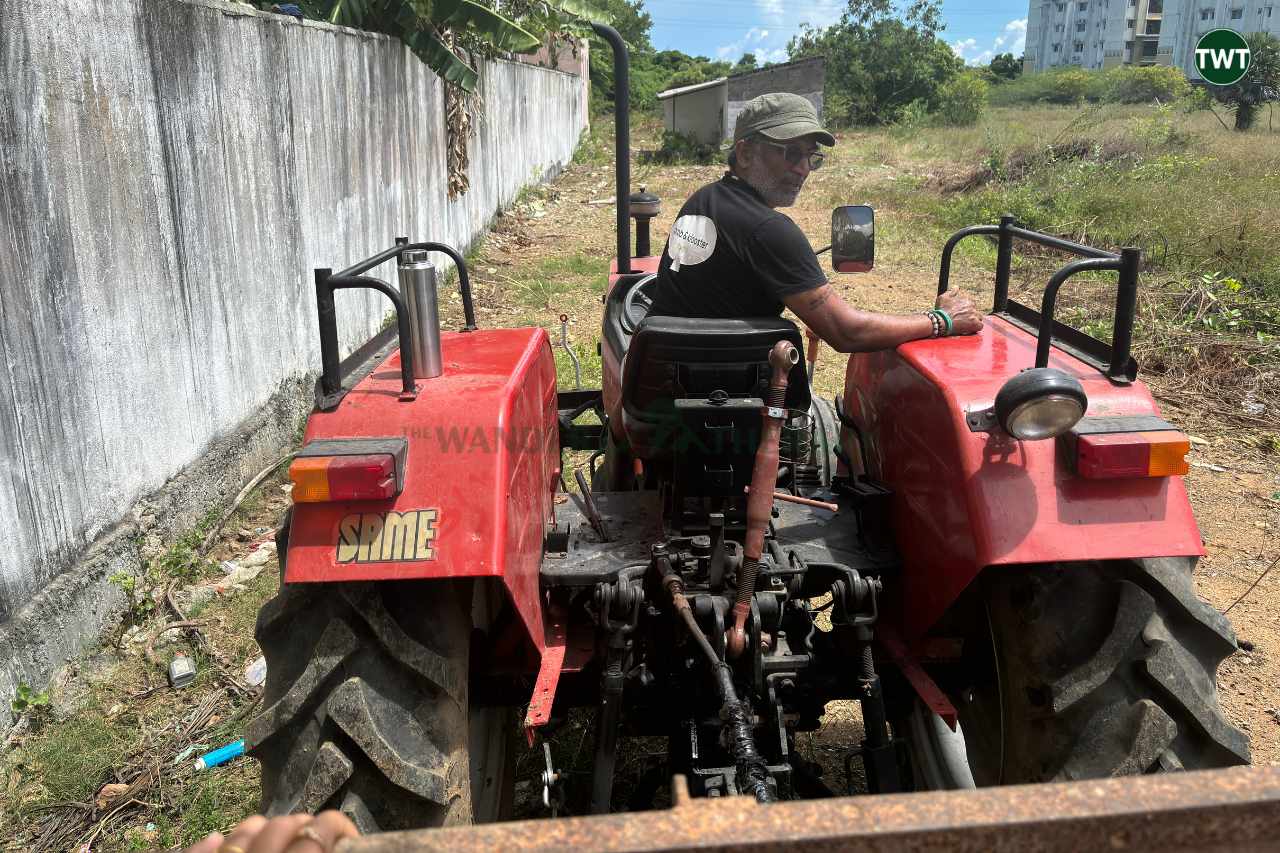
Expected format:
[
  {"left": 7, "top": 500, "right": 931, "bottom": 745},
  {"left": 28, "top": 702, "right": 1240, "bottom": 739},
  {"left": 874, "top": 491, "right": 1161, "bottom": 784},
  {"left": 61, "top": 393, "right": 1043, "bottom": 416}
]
[
  {"left": 1005, "top": 394, "right": 1086, "bottom": 440},
  {"left": 994, "top": 368, "right": 1087, "bottom": 441}
]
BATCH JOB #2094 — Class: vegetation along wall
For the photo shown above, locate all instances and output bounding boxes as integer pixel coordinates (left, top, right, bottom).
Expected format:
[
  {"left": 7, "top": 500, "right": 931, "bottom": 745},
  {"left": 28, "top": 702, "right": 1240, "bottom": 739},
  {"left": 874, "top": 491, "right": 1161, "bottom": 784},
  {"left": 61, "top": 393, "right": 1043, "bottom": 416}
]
[{"left": 0, "top": 0, "right": 586, "bottom": 711}]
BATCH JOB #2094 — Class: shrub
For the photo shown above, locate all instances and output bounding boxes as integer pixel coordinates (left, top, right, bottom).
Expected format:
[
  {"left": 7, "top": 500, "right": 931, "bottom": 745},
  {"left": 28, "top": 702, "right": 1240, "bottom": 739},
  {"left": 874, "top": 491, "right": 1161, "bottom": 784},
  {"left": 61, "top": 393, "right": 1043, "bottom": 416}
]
[
  {"left": 987, "top": 67, "right": 1093, "bottom": 105},
  {"left": 639, "top": 130, "right": 719, "bottom": 165},
  {"left": 1044, "top": 68, "right": 1095, "bottom": 103},
  {"left": 988, "top": 65, "right": 1190, "bottom": 106},
  {"left": 823, "top": 90, "right": 855, "bottom": 128},
  {"left": 935, "top": 74, "right": 989, "bottom": 126},
  {"left": 1099, "top": 65, "right": 1189, "bottom": 103},
  {"left": 895, "top": 99, "right": 932, "bottom": 130}
]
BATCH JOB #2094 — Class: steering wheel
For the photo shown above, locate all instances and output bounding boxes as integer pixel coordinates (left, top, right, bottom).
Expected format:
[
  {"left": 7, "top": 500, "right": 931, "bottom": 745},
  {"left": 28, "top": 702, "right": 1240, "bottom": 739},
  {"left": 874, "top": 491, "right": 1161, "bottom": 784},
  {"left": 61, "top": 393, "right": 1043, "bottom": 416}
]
[{"left": 620, "top": 274, "right": 658, "bottom": 335}]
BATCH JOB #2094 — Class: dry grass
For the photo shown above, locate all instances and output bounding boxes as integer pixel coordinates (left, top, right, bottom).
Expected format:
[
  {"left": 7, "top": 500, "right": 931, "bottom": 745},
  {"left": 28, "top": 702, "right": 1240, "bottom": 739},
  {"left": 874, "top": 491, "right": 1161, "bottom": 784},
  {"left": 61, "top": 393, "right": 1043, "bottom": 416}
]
[{"left": 1, "top": 476, "right": 292, "bottom": 851}]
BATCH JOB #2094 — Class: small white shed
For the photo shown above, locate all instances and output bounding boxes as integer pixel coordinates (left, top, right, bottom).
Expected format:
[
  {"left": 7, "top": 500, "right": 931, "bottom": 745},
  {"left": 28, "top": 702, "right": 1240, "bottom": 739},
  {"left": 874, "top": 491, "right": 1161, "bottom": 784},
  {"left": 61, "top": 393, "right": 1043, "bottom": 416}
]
[{"left": 656, "top": 78, "right": 728, "bottom": 146}]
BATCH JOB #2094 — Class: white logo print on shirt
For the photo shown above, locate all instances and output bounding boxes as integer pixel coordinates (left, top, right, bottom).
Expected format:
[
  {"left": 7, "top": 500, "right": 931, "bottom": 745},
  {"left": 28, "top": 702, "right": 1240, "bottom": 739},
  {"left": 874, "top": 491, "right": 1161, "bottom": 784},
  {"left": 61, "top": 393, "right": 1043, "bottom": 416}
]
[{"left": 668, "top": 215, "right": 717, "bottom": 272}]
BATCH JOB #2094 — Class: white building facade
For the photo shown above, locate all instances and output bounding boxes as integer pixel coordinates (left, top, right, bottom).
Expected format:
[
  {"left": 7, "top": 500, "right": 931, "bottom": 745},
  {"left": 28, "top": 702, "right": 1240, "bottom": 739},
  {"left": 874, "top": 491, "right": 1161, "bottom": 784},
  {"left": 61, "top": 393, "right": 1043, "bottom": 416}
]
[{"left": 1025, "top": 0, "right": 1278, "bottom": 78}]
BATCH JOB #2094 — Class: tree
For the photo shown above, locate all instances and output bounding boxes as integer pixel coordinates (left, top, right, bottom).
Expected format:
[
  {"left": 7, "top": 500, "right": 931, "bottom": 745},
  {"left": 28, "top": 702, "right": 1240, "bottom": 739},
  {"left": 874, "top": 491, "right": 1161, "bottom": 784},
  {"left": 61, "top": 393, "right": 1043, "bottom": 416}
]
[
  {"left": 587, "top": 0, "right": 657, "bottom": 106},
  {"left": 788, "top": 0, "right": 961, "bottom": 125},
  {"left": 293, "top": 0, "right": 611, "bottom": 91},
  {"left": 583, "top": 0, "right": 652, "bottom": 49},
  {"left": 1214, "top": 32, "right": 1280, "bottom": 130},
  {"left": 989, "top": 52, "right": 1022, "bottom": 80},
  {"left": 733, "top": 52, "right": 759, "bottom": 73},
  {"left": 665, "top": 60, "right": 732, "bottom": 89}
]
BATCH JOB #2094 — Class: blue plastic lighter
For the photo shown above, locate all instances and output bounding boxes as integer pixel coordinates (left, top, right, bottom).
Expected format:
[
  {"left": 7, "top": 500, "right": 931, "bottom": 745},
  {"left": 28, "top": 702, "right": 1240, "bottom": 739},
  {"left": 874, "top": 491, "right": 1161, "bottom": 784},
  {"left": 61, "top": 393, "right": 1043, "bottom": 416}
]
[{"left": 194, "top": 739, "right": 245, "bottom": 770}]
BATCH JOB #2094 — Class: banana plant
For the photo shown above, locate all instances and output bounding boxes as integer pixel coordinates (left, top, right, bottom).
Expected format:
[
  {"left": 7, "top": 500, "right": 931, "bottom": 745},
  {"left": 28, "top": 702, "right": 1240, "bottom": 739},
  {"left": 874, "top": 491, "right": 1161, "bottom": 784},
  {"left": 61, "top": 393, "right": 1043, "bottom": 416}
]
[{"left": 311, "top": 0, "right": 610, "bottom": 91}]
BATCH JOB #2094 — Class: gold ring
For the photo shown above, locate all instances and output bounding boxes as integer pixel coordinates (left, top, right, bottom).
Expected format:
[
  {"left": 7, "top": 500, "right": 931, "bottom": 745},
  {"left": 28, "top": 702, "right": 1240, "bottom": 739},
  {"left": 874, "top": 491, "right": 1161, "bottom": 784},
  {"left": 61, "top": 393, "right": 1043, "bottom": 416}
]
[
  {"left": 217, "top": 846, "right": 247, "bottom": 853},
  {"left": 295, "top": 825, "right": 326, "bottom": 845}
]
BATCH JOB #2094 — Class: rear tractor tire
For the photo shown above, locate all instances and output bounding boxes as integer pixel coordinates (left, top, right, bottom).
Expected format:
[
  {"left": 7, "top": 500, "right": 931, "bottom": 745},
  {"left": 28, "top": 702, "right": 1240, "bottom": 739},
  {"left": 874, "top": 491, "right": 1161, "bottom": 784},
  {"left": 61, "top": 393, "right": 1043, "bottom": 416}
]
[
  {"left": 246, "top": 579, "right": 514, "bottom": 832},
  {"left": 951, "top": 557, "right": 1250, "bottom": 784}
]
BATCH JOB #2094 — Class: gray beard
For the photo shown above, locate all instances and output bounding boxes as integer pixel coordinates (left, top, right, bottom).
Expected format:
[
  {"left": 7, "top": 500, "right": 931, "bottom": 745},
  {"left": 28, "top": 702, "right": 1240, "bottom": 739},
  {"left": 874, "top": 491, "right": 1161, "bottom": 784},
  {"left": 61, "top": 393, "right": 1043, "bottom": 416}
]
[{"left": 737, "top": 160, "right": 802, "bottom": 208}]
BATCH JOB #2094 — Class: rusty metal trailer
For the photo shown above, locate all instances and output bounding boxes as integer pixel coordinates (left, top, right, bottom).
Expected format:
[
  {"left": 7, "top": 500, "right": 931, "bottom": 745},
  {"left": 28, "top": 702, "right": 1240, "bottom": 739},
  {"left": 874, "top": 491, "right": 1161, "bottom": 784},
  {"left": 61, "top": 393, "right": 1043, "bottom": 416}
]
[{"left": 341, "top": 767, "right": 1280, "bottom": 852}]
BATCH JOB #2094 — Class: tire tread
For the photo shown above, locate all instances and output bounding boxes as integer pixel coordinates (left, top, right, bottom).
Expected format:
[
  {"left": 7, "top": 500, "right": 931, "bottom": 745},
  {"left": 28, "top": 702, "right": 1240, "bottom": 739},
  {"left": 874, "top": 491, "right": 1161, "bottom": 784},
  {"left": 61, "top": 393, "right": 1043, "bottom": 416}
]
[
  {"left": 981, "top": 557, "right": 1249, "bottom": 783},
  {"left": 247, "top": 581, "right": 473, "bottom": 831}
]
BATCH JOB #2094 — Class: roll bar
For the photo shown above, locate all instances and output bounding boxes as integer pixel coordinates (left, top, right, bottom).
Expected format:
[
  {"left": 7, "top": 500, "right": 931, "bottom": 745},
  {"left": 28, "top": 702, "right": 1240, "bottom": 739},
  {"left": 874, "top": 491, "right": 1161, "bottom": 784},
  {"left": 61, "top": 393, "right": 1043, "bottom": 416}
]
[
  {"left": 314, "top": 238, "right": 477, "bottom": 410},
  {"left": 938, "top": 215, "right": 1140, "bottom": 384}
]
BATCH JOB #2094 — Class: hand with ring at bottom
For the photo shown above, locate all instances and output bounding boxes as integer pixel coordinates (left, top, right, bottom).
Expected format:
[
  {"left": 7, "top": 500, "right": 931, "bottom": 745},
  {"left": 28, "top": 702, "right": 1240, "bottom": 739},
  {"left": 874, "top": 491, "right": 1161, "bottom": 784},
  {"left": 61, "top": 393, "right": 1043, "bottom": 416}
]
[{"left": 185, "top": 811, "right": 360, "bottom": 853}]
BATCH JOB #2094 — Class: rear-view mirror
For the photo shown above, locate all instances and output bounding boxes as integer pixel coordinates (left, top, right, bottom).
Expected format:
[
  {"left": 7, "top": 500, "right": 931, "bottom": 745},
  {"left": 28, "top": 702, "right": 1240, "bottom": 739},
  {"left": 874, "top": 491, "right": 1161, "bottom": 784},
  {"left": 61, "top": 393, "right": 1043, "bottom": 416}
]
[{"left": 832, "top": 205, "right": 874, "bottom": 273}]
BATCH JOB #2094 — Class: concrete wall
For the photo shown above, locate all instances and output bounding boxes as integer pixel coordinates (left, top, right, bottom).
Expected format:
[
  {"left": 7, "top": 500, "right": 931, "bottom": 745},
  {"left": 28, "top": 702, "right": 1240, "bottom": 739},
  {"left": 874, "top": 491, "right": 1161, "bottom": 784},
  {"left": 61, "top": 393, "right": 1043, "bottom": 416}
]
[
  {"left": 662, "top": 84, "right": 728, "bottom": 146},
  {"left": 517, "top": 35, "right": 590, "bottom": 108},
  {"left": 725, "top": 58, "right": 825, "bottom": 142},
  {"left": 0, "top": 0, "right": 585, "bottom": 706}
]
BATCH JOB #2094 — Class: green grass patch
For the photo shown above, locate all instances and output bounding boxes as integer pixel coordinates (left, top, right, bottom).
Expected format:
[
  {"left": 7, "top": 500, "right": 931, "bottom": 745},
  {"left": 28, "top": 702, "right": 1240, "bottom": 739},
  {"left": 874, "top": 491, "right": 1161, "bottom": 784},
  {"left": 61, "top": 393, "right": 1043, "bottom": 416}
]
[
  {"left": 20, "top": 712, "right": 132, "bottom": 803},
  {"left": 832, "top": 101, "right": 1280, "bottom": 406},
  {"left": 3, "top": 470, "right": 295, "bottom": 850},
  {"left": 571, "top": 113, "right": 616, "bottom": 167},
  {"left": 506, "top": 253, "right": 603, "bottom": 309}
]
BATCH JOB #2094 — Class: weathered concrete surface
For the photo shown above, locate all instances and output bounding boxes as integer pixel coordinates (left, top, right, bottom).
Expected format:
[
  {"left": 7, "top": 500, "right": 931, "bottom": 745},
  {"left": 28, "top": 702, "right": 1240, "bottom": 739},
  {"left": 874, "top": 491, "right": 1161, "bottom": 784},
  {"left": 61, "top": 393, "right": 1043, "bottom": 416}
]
[{"left": 0, "top": 0, "right": 586, "bottom": 719}]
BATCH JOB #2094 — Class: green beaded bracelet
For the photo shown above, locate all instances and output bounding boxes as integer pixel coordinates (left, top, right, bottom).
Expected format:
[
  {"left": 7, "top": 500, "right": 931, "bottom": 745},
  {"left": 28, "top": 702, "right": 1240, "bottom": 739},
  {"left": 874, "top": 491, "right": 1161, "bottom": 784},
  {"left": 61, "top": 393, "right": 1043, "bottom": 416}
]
[{"left": 934, "top": 308, "right": 954, "bottom": 336}]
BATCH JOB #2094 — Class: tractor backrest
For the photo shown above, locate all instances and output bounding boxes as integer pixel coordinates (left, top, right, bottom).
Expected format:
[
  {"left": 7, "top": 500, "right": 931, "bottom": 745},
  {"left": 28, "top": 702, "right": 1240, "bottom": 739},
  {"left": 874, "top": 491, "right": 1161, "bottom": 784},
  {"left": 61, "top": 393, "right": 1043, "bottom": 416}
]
[{"left": 620, "top": 316, "right": 809, "bottom": 464}]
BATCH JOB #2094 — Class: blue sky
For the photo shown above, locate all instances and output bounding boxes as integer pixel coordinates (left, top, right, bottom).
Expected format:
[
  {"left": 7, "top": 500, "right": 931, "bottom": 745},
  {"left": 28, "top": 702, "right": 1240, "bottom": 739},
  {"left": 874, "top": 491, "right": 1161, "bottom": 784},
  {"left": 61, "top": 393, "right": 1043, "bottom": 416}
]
[{"left": 644, "top": 0, "right": 1029, "bottom": 68}]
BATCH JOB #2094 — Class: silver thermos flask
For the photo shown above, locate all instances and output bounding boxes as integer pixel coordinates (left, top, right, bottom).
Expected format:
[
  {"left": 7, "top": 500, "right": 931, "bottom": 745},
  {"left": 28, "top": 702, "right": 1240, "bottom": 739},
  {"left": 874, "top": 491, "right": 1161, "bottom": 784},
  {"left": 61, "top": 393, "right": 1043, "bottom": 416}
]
[{"left": 397, "top": 249, "right": 443, "bottom": 379}]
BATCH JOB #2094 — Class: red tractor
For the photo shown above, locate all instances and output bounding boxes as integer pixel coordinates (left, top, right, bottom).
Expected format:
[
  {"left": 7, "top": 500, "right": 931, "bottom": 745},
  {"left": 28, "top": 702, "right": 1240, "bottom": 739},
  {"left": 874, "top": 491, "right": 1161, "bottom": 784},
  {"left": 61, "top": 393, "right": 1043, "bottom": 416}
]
[{"left": 246, "top": 26, "right": 1248, "bottom": 835}]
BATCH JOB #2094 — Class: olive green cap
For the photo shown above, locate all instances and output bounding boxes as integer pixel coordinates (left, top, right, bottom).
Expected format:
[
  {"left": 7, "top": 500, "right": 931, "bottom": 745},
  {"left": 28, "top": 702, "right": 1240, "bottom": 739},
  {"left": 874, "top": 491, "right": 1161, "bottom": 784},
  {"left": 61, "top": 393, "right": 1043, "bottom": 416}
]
[{"left": 733, "top": 92, "right": 835, "bottom": 146}]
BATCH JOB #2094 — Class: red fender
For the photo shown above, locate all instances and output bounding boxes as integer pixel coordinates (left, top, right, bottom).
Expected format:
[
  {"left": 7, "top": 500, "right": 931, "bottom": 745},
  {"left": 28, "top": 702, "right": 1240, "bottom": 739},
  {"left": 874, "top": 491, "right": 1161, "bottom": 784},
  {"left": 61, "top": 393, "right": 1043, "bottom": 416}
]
[
  {"left": 842, "top": 315, "right": 1203, "bottom": 639},
  {"left": 284, "top": 328, "right": 560, "bottom": 654}
]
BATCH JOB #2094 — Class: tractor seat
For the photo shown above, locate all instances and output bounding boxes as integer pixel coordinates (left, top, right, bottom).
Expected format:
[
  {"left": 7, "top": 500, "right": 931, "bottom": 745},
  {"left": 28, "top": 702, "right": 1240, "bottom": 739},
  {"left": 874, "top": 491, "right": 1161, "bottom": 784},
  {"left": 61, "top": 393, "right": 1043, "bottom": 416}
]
[{"left": 620, "top": 316, "right": 810, "bottom": 461}]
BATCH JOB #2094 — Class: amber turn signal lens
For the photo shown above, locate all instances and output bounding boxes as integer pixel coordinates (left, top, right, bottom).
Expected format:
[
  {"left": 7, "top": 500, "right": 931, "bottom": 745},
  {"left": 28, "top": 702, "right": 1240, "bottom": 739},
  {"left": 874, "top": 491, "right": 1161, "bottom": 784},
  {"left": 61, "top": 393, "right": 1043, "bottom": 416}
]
[
  {"left": 1147, "top": 433, "right": 1192, "bottom": 477},
  {"left": 1073, "top": 430, "right": 1190, "bottom": 479},
  {"left": 289, "top": 457, "right": 332, "bottom": 503},
  {"left": 289, "top": 454, "right": 397, "bottom": 502}
]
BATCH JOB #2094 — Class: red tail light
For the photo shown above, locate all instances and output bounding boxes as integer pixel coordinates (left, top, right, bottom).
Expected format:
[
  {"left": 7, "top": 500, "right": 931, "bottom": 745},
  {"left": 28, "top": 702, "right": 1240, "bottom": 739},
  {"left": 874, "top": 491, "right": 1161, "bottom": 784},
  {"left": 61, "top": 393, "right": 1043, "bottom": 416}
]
[
  {"left": 289, "top": 439, "right": 406, "bottom": 503},
  {"left": 1067, "top": 420, "right": 1190, "bottom": 480}
]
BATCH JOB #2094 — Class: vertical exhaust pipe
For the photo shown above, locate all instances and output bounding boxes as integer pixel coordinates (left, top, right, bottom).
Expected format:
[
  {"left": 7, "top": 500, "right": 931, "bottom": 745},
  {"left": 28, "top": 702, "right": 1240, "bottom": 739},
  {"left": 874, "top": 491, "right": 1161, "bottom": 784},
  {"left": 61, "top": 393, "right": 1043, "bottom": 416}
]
[
  {"left": 591, "top": 23, "right": 631, "bottom": 274},
  {"left": 397, "top": 249, "right": 443, "bottom": 379}
]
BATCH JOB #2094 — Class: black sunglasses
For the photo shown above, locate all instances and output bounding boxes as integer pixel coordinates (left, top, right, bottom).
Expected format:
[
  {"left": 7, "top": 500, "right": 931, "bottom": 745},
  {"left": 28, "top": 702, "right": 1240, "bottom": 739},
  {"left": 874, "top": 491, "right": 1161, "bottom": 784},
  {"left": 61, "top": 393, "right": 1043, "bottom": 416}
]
[{"left": 756, "top": 138, "right": 825, "bottom": 170}]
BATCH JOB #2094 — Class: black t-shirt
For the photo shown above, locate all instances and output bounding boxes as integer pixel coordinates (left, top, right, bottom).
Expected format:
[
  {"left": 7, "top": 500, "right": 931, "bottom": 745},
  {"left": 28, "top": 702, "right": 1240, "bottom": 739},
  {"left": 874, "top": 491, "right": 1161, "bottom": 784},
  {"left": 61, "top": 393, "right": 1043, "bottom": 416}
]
[{"left": 649, "top": 173, "right": 827, "bottom": 318}]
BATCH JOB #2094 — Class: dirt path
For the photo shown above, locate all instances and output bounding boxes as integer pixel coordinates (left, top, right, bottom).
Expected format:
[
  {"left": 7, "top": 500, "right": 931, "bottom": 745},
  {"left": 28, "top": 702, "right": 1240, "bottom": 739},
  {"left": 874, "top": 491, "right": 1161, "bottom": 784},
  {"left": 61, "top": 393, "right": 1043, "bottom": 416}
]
[{"left": 461, "top": 122, "right": 1280, "bottom": 769}]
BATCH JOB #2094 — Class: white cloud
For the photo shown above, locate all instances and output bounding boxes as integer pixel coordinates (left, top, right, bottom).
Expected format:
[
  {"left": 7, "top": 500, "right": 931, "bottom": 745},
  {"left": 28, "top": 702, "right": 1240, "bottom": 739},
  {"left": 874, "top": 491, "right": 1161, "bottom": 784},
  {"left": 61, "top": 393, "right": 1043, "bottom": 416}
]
[
  {"left": 715, "top": 26, "right": 771, "bottom": 60},
  {"left": 716, "top": 2, "right": 843, "bottom": 64},
  {"left": 950, "top": 37, "right": 979, "bottom": 59},
  {"left": 757, "top": 0, "right": 785, "bottom": 26},
  {"left": 954, "top": 18, "right": 1027, "bottom": 66},
  {"left": 1003, "top": 18, "right": 1028, "bottom": 55},
  {"left": 755, "top": 0, "right": 844, "bottom": 33}
]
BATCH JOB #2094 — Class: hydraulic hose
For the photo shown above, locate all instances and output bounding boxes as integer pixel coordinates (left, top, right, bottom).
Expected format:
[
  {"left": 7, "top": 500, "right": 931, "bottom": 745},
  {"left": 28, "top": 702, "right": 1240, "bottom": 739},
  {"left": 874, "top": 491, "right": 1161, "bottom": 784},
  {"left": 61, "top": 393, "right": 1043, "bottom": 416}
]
[
  {"left": 727, "top": 341, "right": 799, "bottom": 659},
  {"left": 656, "top": 552, "right": 777, "bottom": 804}
]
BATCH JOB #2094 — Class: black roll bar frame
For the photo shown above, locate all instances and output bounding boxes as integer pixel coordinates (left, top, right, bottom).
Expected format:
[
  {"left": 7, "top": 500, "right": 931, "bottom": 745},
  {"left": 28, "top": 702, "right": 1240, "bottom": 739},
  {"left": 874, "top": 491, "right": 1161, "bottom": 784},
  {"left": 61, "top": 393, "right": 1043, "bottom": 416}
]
[
  {"left": 937, "top": 215, "right": 1140, "bottom": 384},
  {"left": 313, "top": 237, "right": 478, "bottom": 411}
]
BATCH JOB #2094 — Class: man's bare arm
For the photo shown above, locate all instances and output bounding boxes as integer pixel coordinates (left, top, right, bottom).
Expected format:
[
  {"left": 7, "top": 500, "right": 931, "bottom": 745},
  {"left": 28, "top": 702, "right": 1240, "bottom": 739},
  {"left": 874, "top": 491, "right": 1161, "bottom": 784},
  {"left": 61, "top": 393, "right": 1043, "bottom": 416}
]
[{"left": 784, "top": 284, "right": 983, "bottom": 353}]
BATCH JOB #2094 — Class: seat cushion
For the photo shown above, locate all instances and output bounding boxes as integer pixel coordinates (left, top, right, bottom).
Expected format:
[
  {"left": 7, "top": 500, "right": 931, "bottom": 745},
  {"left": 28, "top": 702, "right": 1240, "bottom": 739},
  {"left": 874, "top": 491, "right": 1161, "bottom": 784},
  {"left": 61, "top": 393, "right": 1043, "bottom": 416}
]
[{"left": 620, "top": 316, "right": 810, "bottom": 459}]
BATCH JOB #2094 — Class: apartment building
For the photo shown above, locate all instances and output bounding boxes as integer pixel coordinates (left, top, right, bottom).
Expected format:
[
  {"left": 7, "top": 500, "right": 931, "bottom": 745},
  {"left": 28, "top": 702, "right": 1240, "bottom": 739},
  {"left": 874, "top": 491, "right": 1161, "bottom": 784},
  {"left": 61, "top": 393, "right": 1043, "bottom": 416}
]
[{"left": 1024, "top": 0, "right": 1278, "bottom": 78}]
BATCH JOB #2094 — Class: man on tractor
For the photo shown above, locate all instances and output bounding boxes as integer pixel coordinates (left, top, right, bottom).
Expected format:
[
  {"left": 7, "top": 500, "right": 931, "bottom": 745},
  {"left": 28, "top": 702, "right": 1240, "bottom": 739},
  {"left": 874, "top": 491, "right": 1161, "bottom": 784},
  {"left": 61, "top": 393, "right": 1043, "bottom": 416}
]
[{"left": 650, "top": 92, "right": 984, "bottom": 346}]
